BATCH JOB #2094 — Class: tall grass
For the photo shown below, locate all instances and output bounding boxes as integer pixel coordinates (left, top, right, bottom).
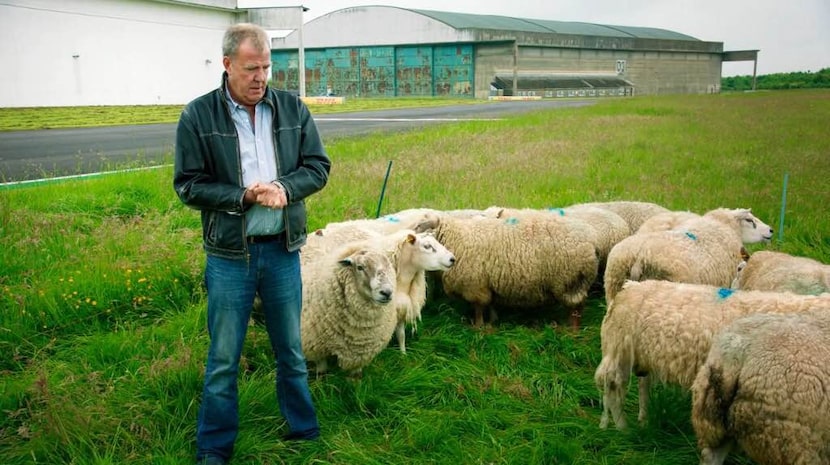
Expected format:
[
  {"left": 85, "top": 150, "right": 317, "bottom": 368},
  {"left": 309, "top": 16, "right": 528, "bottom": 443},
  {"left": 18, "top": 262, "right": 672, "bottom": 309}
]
[{"left": 1, "top": 90, "right": 828, "bottom": 464}]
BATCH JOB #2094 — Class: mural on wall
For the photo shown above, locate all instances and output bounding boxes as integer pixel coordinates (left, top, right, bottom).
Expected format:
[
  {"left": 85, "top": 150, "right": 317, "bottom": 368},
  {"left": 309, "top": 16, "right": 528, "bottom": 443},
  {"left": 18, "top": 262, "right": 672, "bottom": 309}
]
[{"left": 271, "top": 44, "right": 474, "bottom": 98}]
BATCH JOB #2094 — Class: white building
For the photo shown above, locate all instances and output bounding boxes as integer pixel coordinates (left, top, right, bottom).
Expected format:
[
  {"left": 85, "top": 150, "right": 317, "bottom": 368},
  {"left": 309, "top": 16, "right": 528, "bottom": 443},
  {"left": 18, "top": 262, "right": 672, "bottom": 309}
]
[
  {"left": 0, "top": 1, "right": 756, "bottom": 107},
  {"left": 0, "top": 0, "right": 299, "bottom": 108}
]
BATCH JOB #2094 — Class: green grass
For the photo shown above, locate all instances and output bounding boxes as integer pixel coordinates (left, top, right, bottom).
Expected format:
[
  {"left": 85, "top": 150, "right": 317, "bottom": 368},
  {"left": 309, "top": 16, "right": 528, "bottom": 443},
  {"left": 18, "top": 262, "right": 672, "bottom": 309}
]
[
  {"left": 0, "top": 97, "right": 482, "bottom": 131},
  {"left": 1, "top": 90, "right": 828, "bottom": 464}
]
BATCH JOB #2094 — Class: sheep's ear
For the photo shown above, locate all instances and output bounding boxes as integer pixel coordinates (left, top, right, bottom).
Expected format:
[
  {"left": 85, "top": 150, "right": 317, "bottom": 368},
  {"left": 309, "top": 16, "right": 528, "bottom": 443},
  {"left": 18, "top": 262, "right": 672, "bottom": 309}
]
[
  {"left": 413, "top": 215, "right": 439, "bottom": 233},
  {"left": 405, "top": 233, "right": 416, "bottom": 244},
  {"left": 338, "top": 257, "right": 354, "bottom": 267}
]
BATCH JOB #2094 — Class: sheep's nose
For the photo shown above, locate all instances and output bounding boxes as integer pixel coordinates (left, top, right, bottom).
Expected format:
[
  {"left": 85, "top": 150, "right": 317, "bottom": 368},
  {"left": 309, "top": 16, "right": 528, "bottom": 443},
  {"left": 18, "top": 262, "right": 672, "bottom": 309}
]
[
  {"left": 449, "top": 256, "right": 456, "bottom": 265},
  {"left": 380, "top": 289, "right": 392, "bottom": 300}
]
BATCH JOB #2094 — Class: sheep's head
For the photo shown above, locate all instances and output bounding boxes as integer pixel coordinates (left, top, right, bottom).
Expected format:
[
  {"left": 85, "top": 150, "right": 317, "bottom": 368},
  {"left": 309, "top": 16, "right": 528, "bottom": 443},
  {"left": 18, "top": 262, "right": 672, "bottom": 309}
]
[
  {"left": 338, "top": 249, "right": 395, "bottom": 304},
  {"left": 735, "top": 209, "right": 774, "bottom": 243},
  {"left": 406, "top": 232, "right": 456, "bottom": 272}
]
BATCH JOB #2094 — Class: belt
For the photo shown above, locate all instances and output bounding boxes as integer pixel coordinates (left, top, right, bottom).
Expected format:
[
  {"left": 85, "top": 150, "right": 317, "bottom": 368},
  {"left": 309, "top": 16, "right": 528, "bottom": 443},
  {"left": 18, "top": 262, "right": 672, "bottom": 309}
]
[{"left": 246, "top": 234, "right": 284, "bottom": 244}]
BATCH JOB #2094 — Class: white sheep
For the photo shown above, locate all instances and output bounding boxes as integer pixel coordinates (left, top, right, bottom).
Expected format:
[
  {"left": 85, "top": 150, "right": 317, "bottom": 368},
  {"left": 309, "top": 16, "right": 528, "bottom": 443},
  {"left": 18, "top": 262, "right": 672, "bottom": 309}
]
[
  {"left": 485, "top": 205, "right": 629, "bottom": 273},
  {"left": 414, "top": 212, "right": 599, "bottom": 329},
  {"left": 581, "top": 200, "right": 671, "bottom": 235},
  {"left": 302, "top": 225, "right": 456, "bottom": 354},
  {"left": 732, "top": 250, "right": 830, "bottom": 295},
  {"left": 594, "top": 279, "right": 830, "bottom": 430},
  {"left": 300, "top": 242, "right": 397, "bottom": 377},
  {"left": 318, "top": 208, "right": 484, "bottom": 237},
  {"left": 691, "top": 309, "right": 830, "bottom": 465},
  {"left": 382, "top": 230, "right": 456, "bottom": 354},
  {"left": 603, "top": 208, "right": 774, "bottom": 303},
  {"left": 635, "top": 210, "right": 700, "bottom": 234}
]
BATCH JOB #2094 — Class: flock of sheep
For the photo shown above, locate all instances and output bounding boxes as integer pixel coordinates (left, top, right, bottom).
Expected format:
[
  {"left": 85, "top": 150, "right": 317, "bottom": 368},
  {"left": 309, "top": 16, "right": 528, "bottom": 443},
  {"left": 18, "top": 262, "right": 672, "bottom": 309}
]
[{"left": 286, "top": 200, "right": 830, "bottom": 465}]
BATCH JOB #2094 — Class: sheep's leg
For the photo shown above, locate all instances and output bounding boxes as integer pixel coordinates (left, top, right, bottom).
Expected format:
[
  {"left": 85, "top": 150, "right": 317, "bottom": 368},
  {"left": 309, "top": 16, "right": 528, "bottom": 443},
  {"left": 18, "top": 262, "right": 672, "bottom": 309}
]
[
  {"left": 599, "top": 405, "right": 610, "bottom": 429},
  {"left": 314, "top": 358, "right": 328, "bottom": 378},
  {"left": 395, "top": 321, "right": 407, "bottom": 354},
  {"left": 637, "top": 375, "right": 650, "bottom": 424},
  {"left": 604, "top": 379, "right": 628, "bottom": 430},
  {"left": 472, "top": 303, "right": 486, "bottom": 327},
  {"left": 699, "top": 442, "right": 733, "bottom": 465},
  {"left": 569, "top": 305, "right": 583, "bottom": 329}
]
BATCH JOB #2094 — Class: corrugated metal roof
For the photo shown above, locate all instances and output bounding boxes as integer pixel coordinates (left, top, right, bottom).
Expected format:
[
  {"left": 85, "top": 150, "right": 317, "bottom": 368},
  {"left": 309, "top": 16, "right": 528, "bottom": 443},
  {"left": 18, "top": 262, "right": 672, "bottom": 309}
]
[
  {"left": 411, "top": 9, "right": 700, "bottom": 41},
  {"left": 409, "top": 10, "right": 552, "bottom": 33}
]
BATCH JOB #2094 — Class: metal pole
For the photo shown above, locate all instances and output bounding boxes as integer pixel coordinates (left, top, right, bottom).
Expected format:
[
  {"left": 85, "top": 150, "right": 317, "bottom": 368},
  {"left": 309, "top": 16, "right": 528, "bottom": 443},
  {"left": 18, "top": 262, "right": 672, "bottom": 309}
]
[
  {"left": 375, "top": 160, "right": 393, "bottom": 218},
  {"left": 752, "top": 56, "right": 758, "bottom": 91},
  {"left": 512, "top": 39, "right": 519, "bottom": 97},
  {"left": 298, "top": 6, "right": 307, "bottom": 98},
  {"left": 778, "top": 172, "right": 788, "bottom": 243}
]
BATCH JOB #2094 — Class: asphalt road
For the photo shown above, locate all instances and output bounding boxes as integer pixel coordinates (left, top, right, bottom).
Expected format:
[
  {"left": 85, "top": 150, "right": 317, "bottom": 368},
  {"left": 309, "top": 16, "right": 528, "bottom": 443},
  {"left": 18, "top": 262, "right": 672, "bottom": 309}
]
[{"left": 0, "top": 99, "right": 593, "bottom": 183}]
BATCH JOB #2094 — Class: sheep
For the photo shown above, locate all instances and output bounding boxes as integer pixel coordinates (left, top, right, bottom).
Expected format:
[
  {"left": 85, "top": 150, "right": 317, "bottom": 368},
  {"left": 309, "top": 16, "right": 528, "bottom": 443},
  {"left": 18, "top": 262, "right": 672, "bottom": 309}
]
[
  {"left": 381, "top": 230, "right": 456, "bottom": 354},
  {"left": 485, "top": 205, "right": 628, "bottom": 273},
  {"left": 691, "top": 309, "right": 830, "bottom": 465},
  {"left": 635, "top": 210, "right": 700, "bottom": 234},
  {"left": 603, "top": 208, "right": 774, "bottom": 303},
  {"left": 300, "top": 242, "right": 397, "bottom": 377},
  {"left": 414, "top": 211, "right": 599, "bottom": 329},
  {"left": 302, "top": 225, "right": 456, "bottom": 353},
  {"left": 732, "top": 250, "right": 830, "bottom": 295},
  {"left": 580, "top": 200, "right": 671, "bottom": 235},
  {"left": 594, "top": 279, "right": 830, "bottom": 430},
  {"left": 318, "top": 208, "right": 485, "bottom": 237}
]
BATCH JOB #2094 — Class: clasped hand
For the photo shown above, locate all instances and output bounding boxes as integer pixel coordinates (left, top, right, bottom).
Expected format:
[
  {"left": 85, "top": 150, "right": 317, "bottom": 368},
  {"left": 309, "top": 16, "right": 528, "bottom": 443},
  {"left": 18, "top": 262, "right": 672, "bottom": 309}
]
[{"left": 246, "top": 182, "right": 287, "bottom": 209}]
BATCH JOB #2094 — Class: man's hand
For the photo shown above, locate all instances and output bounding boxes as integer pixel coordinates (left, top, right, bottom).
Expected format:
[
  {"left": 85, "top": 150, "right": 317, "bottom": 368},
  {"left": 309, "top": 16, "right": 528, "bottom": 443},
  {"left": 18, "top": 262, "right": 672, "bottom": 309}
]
[{"left": 247, "top": 182, "right": 287, "bottom": 209}]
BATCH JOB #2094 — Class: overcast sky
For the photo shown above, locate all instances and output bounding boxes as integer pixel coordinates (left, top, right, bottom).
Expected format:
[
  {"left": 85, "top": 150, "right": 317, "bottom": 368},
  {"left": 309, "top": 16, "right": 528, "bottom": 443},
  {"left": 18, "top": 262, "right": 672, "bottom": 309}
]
[{"left": 238, "top": 0, "right": 829, "bottom": 76}]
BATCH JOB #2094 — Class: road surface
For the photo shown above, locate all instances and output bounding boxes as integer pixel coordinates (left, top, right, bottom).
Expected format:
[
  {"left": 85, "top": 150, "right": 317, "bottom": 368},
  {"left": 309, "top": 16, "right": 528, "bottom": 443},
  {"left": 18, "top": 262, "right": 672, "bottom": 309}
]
[{"left": 0, "top": 99, "right": 593, "bottom": 183}]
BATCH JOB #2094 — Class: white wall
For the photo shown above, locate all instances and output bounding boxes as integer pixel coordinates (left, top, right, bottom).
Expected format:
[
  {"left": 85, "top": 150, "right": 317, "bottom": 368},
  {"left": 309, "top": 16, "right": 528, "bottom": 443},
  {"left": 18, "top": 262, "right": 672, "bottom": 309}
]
[{"left": 0, "top": 0, "right": 239, "bottom": 107}]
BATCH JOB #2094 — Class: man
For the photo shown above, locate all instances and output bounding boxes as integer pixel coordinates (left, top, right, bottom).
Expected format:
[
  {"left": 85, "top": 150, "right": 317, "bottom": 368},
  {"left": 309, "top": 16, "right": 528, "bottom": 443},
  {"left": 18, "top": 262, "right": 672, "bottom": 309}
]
[{"left": 173, "top": 23, "right": 331, "bottom": 465}]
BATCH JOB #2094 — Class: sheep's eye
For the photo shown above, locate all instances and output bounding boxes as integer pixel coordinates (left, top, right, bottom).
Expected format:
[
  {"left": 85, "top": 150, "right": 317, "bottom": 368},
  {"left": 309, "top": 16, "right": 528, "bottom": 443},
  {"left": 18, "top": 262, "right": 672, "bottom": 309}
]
[
  {"left": 744, "top": 218, "right": 757, "bottom": 228},
  {"left": 356, "top": 265, "right": 365, "bottom": 272}
]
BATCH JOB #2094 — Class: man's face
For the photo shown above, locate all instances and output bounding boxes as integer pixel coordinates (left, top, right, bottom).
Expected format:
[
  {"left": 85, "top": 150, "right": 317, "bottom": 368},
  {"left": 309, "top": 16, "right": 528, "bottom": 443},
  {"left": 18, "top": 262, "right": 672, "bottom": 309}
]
[{"left": 223, "top": 38, "right": 271, "bottom": 107}]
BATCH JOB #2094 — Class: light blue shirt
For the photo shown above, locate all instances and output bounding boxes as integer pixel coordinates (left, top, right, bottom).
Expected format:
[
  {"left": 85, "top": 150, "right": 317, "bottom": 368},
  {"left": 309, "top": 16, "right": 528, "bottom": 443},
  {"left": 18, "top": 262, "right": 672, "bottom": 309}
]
[{"left": 226, "top": 89, "right": 284, "bottom": 236}]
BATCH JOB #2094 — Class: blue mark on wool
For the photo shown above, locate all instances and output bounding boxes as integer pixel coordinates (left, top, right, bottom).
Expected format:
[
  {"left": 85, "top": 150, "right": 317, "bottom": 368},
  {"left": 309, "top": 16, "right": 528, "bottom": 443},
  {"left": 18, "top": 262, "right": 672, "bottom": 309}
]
[
  {"left": 684, "top": 231, "right": 697, "bottom": 240},
  {"left": 504, "top": 217, "right": 519, "bottom": 225},
  {"left": 546, "top": 207, "right": 566, "bottom": 216},
  {"left": 383, "top": 216, "right": 400, "bottom": 223},
  {"left": 717, "top": 288, "right": 734, "bottom": 299}
]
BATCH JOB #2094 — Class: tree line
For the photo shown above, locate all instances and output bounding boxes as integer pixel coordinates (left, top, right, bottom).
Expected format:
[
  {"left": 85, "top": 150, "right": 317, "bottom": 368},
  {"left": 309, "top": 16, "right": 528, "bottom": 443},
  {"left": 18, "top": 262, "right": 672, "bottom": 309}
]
[{"left": 722, "top": 68, "right": 830, "bottom": 91}]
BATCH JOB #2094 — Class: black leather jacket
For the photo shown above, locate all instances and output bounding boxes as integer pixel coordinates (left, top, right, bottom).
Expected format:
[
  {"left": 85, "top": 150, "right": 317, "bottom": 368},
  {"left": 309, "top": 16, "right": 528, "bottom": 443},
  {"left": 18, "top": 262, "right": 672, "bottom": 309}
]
[{"left": 173, "top": 74, "right": 331, "bottom": 257}]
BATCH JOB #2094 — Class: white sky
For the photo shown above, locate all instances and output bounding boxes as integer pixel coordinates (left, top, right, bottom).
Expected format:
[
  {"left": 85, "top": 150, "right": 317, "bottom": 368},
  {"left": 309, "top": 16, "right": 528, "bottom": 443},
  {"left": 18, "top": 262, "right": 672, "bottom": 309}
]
[{"left": 238, "top": 0, "right": 830, "bottom": 77}]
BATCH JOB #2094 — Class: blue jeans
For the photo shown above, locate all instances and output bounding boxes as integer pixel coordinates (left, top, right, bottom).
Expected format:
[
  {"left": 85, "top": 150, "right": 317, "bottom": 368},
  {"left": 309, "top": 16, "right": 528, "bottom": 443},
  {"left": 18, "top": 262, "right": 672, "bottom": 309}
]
[{"left": 196, "top": 241, "right": 319, "bottom": 462}]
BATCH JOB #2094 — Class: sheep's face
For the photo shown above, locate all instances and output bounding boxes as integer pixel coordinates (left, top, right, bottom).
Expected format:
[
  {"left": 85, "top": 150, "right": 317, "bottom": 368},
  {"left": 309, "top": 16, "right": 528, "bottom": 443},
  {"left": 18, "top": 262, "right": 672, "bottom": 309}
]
[
  {"left": 736, "top": 209, "right": 774, "bottom": 243},
  {"left": 405, "top": 233, "right": 456, "bottom": 272},
  {"left": 339, "top": 250, "right": 395, "bottom": 304}
]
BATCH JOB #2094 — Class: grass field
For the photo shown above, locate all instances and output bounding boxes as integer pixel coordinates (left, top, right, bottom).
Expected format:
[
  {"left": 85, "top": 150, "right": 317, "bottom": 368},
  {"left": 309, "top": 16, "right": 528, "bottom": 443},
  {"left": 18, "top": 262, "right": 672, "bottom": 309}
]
[
  {"left": 1, "top": 89, "right": 828, "bottom": 464},
  {"left": 0, "top": 97, "right": 483, "bottom": 131}
]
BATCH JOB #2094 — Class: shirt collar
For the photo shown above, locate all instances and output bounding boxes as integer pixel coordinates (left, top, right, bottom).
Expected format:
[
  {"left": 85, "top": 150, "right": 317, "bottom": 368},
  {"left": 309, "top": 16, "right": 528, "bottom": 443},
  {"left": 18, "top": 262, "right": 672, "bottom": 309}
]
[{"left": 222, "top": 74, "right": 273, "bottom": 111}]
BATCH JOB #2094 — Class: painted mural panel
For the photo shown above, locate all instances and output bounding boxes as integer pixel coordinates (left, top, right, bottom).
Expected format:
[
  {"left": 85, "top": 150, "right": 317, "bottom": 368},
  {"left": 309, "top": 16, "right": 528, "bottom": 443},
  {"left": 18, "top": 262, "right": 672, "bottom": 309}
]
[
  {"left": 359, "top": 46, "right": 396, "bottom": 97},
  {"left": 303, "top": 49, "right": 329, "bottom": 96},
  {"left": 271, "top": 43, "right": 474, "bottom": 98},
  {"left": 433, "top": 44, "right": 473, "bottom": 96},
  {"left": 271, "top": 51, "right": 299, "bottom": 92},
  {"left": 396, "top": 46, "right": 433, "bottom": 96}
]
